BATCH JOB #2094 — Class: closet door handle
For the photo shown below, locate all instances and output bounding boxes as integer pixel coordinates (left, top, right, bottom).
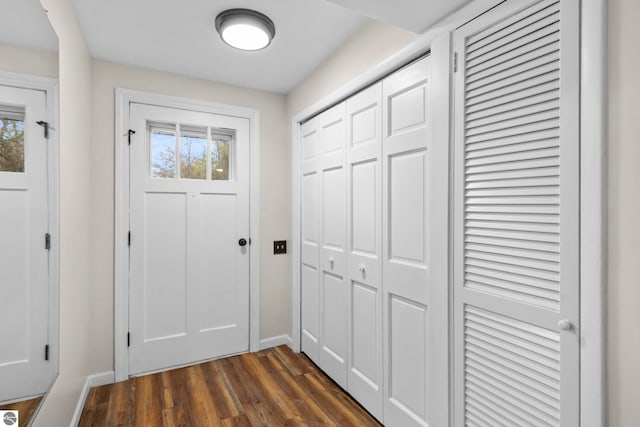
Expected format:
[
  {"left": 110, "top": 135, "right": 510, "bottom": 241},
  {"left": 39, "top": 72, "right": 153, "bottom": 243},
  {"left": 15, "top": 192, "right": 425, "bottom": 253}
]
[
  {"left": 358, "top": 265, "right": 366, "bottom": 274},
  {"left": 329, "top": 258, "right": 334, "bottom": 269},
  {"left": 558, "top": 319, "right": 572, "bottom": 331}
]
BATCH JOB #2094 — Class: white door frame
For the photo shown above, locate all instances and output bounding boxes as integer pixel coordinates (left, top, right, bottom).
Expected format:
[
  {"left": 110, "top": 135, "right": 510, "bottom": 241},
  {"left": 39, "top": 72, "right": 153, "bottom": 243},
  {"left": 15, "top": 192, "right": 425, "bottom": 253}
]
[
  {"left": 290, "top": 0, "right": 606, "bottom": 424},
  {"left": 114, "top": 89, "right": 261, "bottom": 381},
  {"left": 0, "top": 70, "right": 60, "bottom": 387}
]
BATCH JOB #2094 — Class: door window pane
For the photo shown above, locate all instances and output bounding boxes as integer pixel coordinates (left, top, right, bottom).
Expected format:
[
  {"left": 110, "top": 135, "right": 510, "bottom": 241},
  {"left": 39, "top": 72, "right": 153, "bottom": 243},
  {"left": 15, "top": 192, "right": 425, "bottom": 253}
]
[
  {"left": 211, "top": 137, "right": 230, "bottom": 181},
  {"left": 150, "top": 128, "right": 176, "bottom": 178},
  {"left": 180, "top": 129, "right": 207, "bottom": 180},
  {"left": 0, "top": 116, "right": 25, "bottom": 173}
]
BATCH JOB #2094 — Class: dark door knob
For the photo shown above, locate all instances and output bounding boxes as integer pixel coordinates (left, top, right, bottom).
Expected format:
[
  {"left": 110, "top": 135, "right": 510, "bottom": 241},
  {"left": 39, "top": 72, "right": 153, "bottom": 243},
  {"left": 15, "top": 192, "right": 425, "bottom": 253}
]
[{"left": 238, "top": 238, "right": 247, "bottom": 247}]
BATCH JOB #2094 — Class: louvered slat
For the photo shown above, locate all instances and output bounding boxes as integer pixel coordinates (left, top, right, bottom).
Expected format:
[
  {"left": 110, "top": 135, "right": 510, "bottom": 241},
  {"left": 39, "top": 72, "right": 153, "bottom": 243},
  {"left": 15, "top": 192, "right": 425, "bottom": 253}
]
[
  {"left": 466, "top": 71, "right": 559, "bottom": 109},
  {"left": 466, "top": 1, "right": 560, "bottom": 52},
  {"left": 466, "top": 61, "right": 560, "bottom": 100},
  {"left": 466, "top": 88, "right": 559, "bottom": 122},
  {"left": 463, "top": 0, "right": 561, "bottom": 310},
  {"left": 466, "top": 81, "right": 560, "bottom": 115},
  {"left": 465, "top": 166, "right": 559, "bottom": 183},
  {"left": 465, "top": 240, "right": 558, "bottom": 260},
  {"left": 464, "top": 306, "right": 561, "bottom": 426},
  {"left": 466, "top": 99, "right": 559, "bottom": 132}
]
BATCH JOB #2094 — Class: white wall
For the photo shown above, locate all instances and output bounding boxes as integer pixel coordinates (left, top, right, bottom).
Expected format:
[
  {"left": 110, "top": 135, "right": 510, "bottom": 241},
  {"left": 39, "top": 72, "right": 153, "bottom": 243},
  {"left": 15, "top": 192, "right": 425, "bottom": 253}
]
[
  {"left": 0, "top": 43, "right": 57, "bottom": 78},
  {"left": 34, "top": 0, "right": 93, "bottom": 425},
  {"left": 88, "top": 60, "right": 291, "bottom": 373},
  {"left": 607, "top": 0, "right": 640, "bottom": 425},
  {"left": 286, "top": 20, "right": 418, "bottom": 118}
]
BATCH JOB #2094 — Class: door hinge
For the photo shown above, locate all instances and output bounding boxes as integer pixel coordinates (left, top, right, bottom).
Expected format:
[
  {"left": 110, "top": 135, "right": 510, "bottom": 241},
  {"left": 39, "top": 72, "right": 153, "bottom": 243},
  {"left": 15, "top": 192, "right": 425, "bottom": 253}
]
[
  {"left": 453, "top": 52, "right": 458, "bottom": 73},
  {"left": 45, "top": 344, "right": 49, "bottom": 361},
  {"left": 128, "top": 231, "right": 131, "bottom": 246},
  {"left": 45, "top": 233, "right": 51, "bottom": 250},
  {"left": 127, "top": 332, "right": 130, "bottom": 347},
  {"left": 128, "top": 129, "right": 136, "bottom": 145},
  {"left": 36, "top": 121, "right": 50, "bottom": 139}
]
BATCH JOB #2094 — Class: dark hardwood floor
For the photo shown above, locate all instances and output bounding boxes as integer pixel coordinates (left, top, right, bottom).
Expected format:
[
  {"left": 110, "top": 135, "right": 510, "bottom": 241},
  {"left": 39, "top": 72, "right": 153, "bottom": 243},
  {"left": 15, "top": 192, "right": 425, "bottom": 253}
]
[
  {"left": 78, "top": 345, "right": 382, "bottom": 426},
  {"left": 0, "top": 395, "right": 43, "bottom": 427}
]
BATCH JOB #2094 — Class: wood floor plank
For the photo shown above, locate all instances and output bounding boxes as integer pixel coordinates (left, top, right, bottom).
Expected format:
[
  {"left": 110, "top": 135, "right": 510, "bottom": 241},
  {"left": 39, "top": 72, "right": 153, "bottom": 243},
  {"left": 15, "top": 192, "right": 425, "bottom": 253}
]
[
  {"left": 261, "top": 352, "right": 332, "bottom": 425},
  {"left": 238, "top": 353, "right": 295, "bottom": 422},
  {"left": 79, "top": 346, "right": 382, "bottom": 426},
  {"left": 0, "top": 396, "right": 43, "bottom": 427},
  {"left": 201, "top": 361, "right": 243, "bottom": 420}
]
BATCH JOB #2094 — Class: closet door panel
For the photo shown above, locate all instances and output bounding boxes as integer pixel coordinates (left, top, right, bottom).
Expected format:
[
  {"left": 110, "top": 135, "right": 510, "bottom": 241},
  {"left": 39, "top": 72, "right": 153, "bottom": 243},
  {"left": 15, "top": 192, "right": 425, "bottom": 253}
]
[
  {"left": 389, "top": 295, "right": 429, "bottom": 421},
  {"left": 351, "top": 281, "right": 378, "bottom": 380},
  {"left": 453, "top": 1, "right": 580, "bottom": 425},
  {"left": 300, "top": 118, "right": 321, "bottom": 363},
  {"left": 346, "top": 83, "right": 383, "bottom": 420},
  {"left": 318, "top": 103, "right": 348, "bottom": 388},
  {"left": 382, "top": 57, "right": 432, "bottom": 427},
  {"left": 301, "top": 263, "right": 320, "bottom": 360},
  {"left": 351, "top": 161, "right": 376, "bottom": 256}
]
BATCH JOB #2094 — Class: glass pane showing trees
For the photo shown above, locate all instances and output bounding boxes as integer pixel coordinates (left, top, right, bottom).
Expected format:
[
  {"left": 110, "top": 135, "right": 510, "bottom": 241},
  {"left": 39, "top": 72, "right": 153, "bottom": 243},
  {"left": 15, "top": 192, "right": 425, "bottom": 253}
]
[
  {"left": 0, "top": 105, "right": 25, "bottom": 173},
  {"left": 149, "top": 122, "right": 232, "bottom": 181}
]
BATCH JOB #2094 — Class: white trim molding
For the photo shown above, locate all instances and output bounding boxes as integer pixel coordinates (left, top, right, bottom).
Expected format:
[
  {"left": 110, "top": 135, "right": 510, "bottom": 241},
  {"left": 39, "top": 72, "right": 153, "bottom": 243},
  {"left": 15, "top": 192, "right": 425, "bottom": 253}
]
[
  {"left": 259, "top": 335, "right": 294, "bottom": 351},
  {"left": 114, "top": 89, "right": 261, "bottom": 382},
  {"left": 580, "top": 0, "right": 607, "bottom": 424},
  {"left": 70, "top": 371, "right": 115, "bottom": 427}
]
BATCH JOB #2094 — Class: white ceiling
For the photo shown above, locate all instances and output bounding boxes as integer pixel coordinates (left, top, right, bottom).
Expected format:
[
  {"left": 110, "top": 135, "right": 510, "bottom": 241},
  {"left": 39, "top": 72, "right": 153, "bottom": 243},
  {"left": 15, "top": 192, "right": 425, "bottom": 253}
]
[
  {"left": 72, "top": 0, "right": 369, "bottom": 94},
  {"left": 4, "top": 0, "right": 473, "bottom": 95},
  {"left": 325, "top": 0, "right": 472, "bottom": 33},
  {"left": 0, "top": 0, "right": 57, "bottom": 51}
]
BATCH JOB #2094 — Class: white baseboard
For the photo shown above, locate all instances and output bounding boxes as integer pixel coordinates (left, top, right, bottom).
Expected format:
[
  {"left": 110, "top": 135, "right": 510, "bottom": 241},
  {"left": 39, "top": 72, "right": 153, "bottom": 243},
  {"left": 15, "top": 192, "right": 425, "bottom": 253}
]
[
  {"left": 259, "top": 335, "right": 293, "bottom": 351},
  {"left": 70, "top": 371, "right": 114, "bottom": 427}
]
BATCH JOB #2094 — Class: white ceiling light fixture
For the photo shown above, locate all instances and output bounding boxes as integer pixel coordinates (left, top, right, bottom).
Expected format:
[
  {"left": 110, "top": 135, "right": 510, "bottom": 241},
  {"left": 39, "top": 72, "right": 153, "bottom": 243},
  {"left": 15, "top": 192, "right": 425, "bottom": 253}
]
[{"left": 215, "top": 8, "right": 276, "bottom": 51}]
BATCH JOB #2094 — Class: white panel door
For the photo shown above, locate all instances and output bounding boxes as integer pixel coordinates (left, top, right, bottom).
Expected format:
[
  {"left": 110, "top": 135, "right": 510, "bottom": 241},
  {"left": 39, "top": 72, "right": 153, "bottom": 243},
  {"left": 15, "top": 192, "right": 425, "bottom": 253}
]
[
  {"left": 318, "top": 103, "right": 348, "bottom": 387},
  {"left": 453, "top": 0, "right": 580, "bottom": 425},
  {"left": 346, "top": 82, "right": 383, "bottom": 420},
  {"left": 300, "top": 115, "right": 321, "bottom": 364},
  {"left": 129, "top": 103, "right": 250, "bottom": 375},
  {"left": 0, "top": 85, "right": 53, "bottom": 401},
  {"left": 300, "top": 102, "right": 348, "bottom": 387},
  {"left": 382, "top": 56, "right": 435, "bottom": 427}
]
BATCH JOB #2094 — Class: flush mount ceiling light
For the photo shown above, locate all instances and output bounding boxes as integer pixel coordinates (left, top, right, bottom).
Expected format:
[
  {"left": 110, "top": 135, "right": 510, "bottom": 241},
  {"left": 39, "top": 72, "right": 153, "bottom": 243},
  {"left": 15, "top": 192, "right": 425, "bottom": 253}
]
[{"left": 215, "top": 8, "right": 276, "bottom": 51}]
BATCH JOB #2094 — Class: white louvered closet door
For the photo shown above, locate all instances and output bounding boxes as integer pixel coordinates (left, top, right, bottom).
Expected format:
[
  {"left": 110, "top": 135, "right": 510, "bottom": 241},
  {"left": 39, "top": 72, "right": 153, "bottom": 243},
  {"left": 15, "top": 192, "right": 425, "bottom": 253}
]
[{"left": 453, "top": 0, "right": 580, "bottom": 426}]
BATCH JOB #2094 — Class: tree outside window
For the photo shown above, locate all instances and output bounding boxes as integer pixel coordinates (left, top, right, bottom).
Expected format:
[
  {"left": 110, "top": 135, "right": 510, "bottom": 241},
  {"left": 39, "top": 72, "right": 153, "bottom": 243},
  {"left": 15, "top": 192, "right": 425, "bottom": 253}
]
[{"left": 0, "top": 118, "right": 25, "bottom": 173}]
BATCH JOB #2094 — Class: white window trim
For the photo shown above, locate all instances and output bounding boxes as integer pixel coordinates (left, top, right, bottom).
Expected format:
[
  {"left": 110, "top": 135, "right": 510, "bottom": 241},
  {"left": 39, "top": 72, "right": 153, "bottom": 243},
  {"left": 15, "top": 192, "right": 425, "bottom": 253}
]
[
  {"left": 114, "top": 89, "right": 261, "bottom": 381},
  {"left": 289, "top": 0, "right": 606, "bottom": 424},
  {"left": 0, "top": 70, "right": 60, "bottom": 383}
]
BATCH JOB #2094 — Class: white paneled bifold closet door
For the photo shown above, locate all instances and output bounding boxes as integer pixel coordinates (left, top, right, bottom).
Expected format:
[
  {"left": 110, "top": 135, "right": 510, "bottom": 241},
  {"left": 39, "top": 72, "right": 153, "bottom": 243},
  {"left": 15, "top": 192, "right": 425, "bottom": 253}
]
[
  {"left": 453, "top": 0, "right": 580, "bottom": 426},
  {"left": 300, "top": 115, "right": 320, "bottom": 364},
  {"left": 382, "top": 57, "right": 434, "bottom": 427},
  {"left": 300, "top": 55, "right": 449, "bottom": 426},
  {"left": 300, "top": 102, "right": 349, "bottom": 388},
  {"left": 346, "top": 83, "right": 383, "bottom": 420}
]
